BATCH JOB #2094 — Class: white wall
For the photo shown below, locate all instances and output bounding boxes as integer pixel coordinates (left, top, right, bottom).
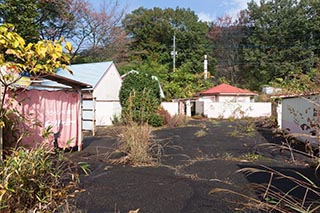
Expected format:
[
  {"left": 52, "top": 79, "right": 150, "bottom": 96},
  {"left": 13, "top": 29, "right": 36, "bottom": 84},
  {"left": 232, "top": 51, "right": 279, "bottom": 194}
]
[
  {"left": 96, "top": 101, "right": 122, "bottom": 126},
  {"left": 202, "top": 102, "right": 271, "bottom": 119},
  {"left": 218, "top": 95, "right": 252, "bottom": 103},
  {"left": 281, "top": 95, "right": 319, "bottom": 134},
  {"left": 93, "top": 63, "right": 122, "bottom": 101},
  {"left": 198, "top": 95, "right": 252, "bottom": 103},
  {"left": 161, "top": 102, "right": 179, "bottom": 116},
  {"left": 90, "top": 63, "right": 122, "bottom": 127}
]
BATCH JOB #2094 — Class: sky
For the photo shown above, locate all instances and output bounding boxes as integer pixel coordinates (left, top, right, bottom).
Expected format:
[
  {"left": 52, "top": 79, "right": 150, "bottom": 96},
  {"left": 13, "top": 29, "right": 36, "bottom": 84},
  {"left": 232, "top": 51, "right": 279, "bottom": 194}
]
[{"left": 89, "top": 0, "right": 257, "bottom": 22}]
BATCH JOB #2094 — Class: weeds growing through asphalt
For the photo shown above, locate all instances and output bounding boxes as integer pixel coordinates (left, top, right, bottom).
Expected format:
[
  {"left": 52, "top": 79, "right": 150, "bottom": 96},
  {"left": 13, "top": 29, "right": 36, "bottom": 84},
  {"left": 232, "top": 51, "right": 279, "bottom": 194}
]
[
  {"left": 194, "top": 129, "right": 207, "bottom": 137},
  {"left": 210, "top": 165, "right": 320, "bottom": 212},
  {"left": 229, "top": 121, "right": 256, "bottom": 138},
  {"left": 109, "top": 122, "right": 163, "bottom": 166},
  {"left": 240, "top": 153, "right": 262, "bottom": 161},
  {"left": 167, "top": 114, "right": 188, "bottom": 128},
  {"left": 0, "top": 144, "right": 79, "bottom": 212}
]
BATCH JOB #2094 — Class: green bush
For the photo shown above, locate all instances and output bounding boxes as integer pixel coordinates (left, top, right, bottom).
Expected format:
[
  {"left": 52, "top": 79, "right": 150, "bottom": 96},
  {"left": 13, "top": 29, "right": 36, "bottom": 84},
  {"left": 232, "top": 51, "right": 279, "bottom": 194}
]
[
  {"left": 0, "top": 145, "right": 79, "bottom": 212},
  {"left": 122, "top": 88, "right": 162, "bottom": 125},
  {"left": 119, "top": 71, "right": 162, "bottom": 124},
  {"left": 148, "top": 113, "right": 163, "bottom": 127}
]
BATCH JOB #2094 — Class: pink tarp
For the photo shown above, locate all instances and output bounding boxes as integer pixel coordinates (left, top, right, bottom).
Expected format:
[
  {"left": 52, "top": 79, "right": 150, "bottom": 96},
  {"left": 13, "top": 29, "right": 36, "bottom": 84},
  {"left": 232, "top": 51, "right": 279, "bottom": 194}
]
[{"left": 7, "top": 89, "right": 81, "bottom": 148}]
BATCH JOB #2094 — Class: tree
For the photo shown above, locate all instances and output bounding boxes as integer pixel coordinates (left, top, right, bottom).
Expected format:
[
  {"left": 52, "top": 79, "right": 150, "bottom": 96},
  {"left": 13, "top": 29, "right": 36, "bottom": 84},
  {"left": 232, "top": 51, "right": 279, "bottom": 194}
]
[
  {"left": 122, "top": 7, "right": 213, "bottom": 99},
  {"left": 123, "top": 7, "right": 212, "bottom": 73},
  {"left": 0, "top": 0, "right": 128, "bottom": 63},
  {"left": 0, "top": 0, "right": 75, "bottom": 43},
  {"left": 242, "top": 0, "right": 319, "bottom": 90},
  {"left": 208, "top": 12, "right": 249, "bottom": 85},
  {"left": 70, "top": 0, "right": 128, "bottom": 62}
]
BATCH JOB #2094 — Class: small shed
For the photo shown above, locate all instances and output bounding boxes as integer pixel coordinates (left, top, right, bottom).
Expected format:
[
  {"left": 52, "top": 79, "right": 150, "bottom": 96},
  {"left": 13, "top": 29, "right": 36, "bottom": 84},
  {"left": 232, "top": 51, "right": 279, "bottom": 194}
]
[
  {"left": 198, "top": 83, "right": 257, "bottom": 103},
  {"left": 195, "top": 83, "right": 271, "bottom": 119},
  {"left": 50, "top": 62, "right": 122, "bottom": 131},
  {"left": 5, "top": 73, "right": 91, "bottom": 151}
]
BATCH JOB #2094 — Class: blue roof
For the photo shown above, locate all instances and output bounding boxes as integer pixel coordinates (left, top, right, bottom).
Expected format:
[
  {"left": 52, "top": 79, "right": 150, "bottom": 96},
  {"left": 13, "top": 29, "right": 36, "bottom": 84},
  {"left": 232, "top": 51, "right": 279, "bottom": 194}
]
[{"left": 55, "top": 61, "right": 113, "bottom": 88}]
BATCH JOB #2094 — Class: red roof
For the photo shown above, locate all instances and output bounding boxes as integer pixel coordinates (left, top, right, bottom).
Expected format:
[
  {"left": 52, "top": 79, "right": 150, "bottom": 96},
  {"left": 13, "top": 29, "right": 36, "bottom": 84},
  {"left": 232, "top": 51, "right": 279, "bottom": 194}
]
[{"left": 200, "top": 83, "right": 257, "bottom": 96}]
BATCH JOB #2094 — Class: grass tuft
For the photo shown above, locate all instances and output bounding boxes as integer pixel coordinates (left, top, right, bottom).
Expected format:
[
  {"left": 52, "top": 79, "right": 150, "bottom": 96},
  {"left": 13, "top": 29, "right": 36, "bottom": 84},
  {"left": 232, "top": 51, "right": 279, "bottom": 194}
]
[{"left": 109, "top": 122, "right": 162, "bottom": 166}]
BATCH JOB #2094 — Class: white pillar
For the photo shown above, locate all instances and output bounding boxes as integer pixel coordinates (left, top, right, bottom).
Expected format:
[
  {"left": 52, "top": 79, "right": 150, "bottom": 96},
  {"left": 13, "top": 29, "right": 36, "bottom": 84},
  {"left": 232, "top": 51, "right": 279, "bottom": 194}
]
[{"left": 277, "top": 101, "right": 282, "bottom": 129}]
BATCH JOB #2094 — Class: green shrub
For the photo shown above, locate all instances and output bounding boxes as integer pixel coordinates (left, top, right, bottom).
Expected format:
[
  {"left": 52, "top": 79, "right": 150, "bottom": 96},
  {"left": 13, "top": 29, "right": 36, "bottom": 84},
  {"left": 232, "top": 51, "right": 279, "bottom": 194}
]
[
  {"left": 0, "top": 145, "right": 79, "bottom": 212},
  {"left": 122, "top": 88, "right": 161, "bottom": 125},
  {"left": 119, "top": 71, "right": 162, "bottom": 124},
  {"left": 148, "top": 113, "right": 163, "bottom": 127},
  {"left": 119, "top": 71, "right": 161, "bottom": 107}
]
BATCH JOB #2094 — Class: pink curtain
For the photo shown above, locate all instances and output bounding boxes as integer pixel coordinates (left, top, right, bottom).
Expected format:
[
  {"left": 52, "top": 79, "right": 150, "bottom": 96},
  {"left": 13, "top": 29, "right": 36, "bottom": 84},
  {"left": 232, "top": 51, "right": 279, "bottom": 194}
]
[{"left": 7, "top": 89, "right": 80, "bottom": 148}]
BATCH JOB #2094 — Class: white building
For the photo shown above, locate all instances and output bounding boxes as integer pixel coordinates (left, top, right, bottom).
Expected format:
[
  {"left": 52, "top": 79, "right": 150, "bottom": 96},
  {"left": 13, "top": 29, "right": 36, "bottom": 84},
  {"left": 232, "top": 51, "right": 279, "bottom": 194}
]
[
  {"left": 48, "top": 62, "right": 122, "bottom": 131},
  {"left": 195, "top": 83, "right": 271, "bottom": 119}
]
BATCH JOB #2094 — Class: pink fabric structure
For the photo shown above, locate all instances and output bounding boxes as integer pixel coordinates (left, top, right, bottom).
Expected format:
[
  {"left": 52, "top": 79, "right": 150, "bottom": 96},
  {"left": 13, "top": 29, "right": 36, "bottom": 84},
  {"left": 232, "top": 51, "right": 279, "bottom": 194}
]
[{"left": 7, "top": 89, "right": 81, "bottom": 148}]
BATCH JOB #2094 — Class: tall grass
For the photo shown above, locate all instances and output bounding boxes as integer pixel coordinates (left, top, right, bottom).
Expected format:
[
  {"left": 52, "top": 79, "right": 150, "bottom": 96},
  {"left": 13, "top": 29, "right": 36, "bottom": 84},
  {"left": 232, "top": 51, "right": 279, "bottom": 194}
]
[
  {"left": 109, "top": 92, "right": 163, "bottom": 166},
  {"left": 111, "top": 122, "right": 162, "bottom": 165},
  {"left": 0, "top": 144, "right": 79, "bottom": 212}
]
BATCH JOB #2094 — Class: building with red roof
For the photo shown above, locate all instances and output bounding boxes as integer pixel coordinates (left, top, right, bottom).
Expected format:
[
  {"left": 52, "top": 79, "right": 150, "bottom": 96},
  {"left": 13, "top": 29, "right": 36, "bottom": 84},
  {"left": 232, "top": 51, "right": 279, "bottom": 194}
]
[{"left": 198, "top": 83, "right": 257, "bottom": 103}]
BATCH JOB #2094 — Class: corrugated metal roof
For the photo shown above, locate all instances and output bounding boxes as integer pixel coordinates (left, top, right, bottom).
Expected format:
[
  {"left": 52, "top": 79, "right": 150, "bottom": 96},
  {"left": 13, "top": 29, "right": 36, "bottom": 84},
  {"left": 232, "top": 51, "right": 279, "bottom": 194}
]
[
  {"left": 200, "top": 83, "right": 257, "bottom": 96},
  {"left": 55, "top": 61, "right": 113, "bottom": 88}
]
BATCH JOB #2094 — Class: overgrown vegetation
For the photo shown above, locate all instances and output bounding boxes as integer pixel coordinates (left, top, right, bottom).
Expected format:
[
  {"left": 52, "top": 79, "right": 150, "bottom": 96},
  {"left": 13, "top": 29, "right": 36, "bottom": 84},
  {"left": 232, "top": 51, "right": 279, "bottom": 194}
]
[
  {"left": 119, "top": 72, "right": 162, "bottom": 127},
  {"left": 110, "top": 122, "right": 162, "bottom": 166},
  {"left": 212, "top": 114, "right": 320, "bottom": 212},
  {"left": 210, "top": 165, "right": 320, "bottom": 213},
  {"left": 109, "top": 92, "right": 163, "bottom": 166},
  {"left": 0, "top": 145, "right": 79, "bottom": 212}
]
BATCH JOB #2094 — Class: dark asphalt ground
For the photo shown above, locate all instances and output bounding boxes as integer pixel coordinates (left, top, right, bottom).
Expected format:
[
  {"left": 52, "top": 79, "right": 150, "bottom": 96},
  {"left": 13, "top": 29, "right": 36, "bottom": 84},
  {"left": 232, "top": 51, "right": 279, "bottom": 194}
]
[{"left": 70, "top": 120, "right": 319, "bottom": 213}]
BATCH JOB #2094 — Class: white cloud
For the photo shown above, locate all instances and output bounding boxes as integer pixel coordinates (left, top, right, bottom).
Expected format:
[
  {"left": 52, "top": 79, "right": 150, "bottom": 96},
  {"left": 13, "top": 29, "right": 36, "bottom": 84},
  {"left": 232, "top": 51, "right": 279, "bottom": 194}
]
[
  {"left": 223, "top": 0, "right": 259, "bottom": 19},
  {"left": 198, "top": 12, "right": 215, "bottom": 22}
]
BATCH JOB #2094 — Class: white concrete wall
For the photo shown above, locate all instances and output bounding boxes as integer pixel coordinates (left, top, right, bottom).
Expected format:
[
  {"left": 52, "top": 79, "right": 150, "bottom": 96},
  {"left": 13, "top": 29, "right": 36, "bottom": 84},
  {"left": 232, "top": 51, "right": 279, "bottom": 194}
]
[
  {"left": 161, "top": 102, "right": 179, "bottom": 116},
  {"left": 281, "top": 95, "right": 319, "bottom": 134},
  {"left": 198, "top": 96, "right": 215, "bottom": 103},
  {"left": 198, "top": 95, "right": 252, "bottom": 103},
  {"left": 202, "top": 102, "right": 271, "bottom": 119},
  {"left": 218, "top": 95, "right": 252, "bottom": 103}
]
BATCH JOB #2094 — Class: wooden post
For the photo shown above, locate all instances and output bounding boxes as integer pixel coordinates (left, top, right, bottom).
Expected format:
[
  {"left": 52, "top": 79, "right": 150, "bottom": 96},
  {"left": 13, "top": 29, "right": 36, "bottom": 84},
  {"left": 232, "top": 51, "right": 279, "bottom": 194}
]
[
  {"left": 78, "top": 88, "right": 83, "bottom": 151},
  {"left": 92, "top": 97, "right": 96, "bottom": 136}
]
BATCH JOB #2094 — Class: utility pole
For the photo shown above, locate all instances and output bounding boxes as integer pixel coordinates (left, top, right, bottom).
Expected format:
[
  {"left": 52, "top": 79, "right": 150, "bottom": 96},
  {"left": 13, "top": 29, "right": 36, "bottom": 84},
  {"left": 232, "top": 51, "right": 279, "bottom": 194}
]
[{"left": 171, "top": 33, "right": 177, "bottom": 72}]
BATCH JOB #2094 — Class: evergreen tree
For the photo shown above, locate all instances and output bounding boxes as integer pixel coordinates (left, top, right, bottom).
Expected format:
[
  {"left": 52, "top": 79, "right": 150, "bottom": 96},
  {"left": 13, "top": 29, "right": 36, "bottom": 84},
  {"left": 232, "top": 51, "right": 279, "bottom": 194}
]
[{"left": 242, "top": 0, "right": 319, "bottom": 90}]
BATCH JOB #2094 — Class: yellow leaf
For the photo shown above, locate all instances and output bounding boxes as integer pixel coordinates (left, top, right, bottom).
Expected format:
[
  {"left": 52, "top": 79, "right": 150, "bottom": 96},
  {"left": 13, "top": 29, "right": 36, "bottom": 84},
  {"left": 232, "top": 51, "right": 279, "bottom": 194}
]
[{"left": 65, "top": 42, "right": 73, "bottom": 52}]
